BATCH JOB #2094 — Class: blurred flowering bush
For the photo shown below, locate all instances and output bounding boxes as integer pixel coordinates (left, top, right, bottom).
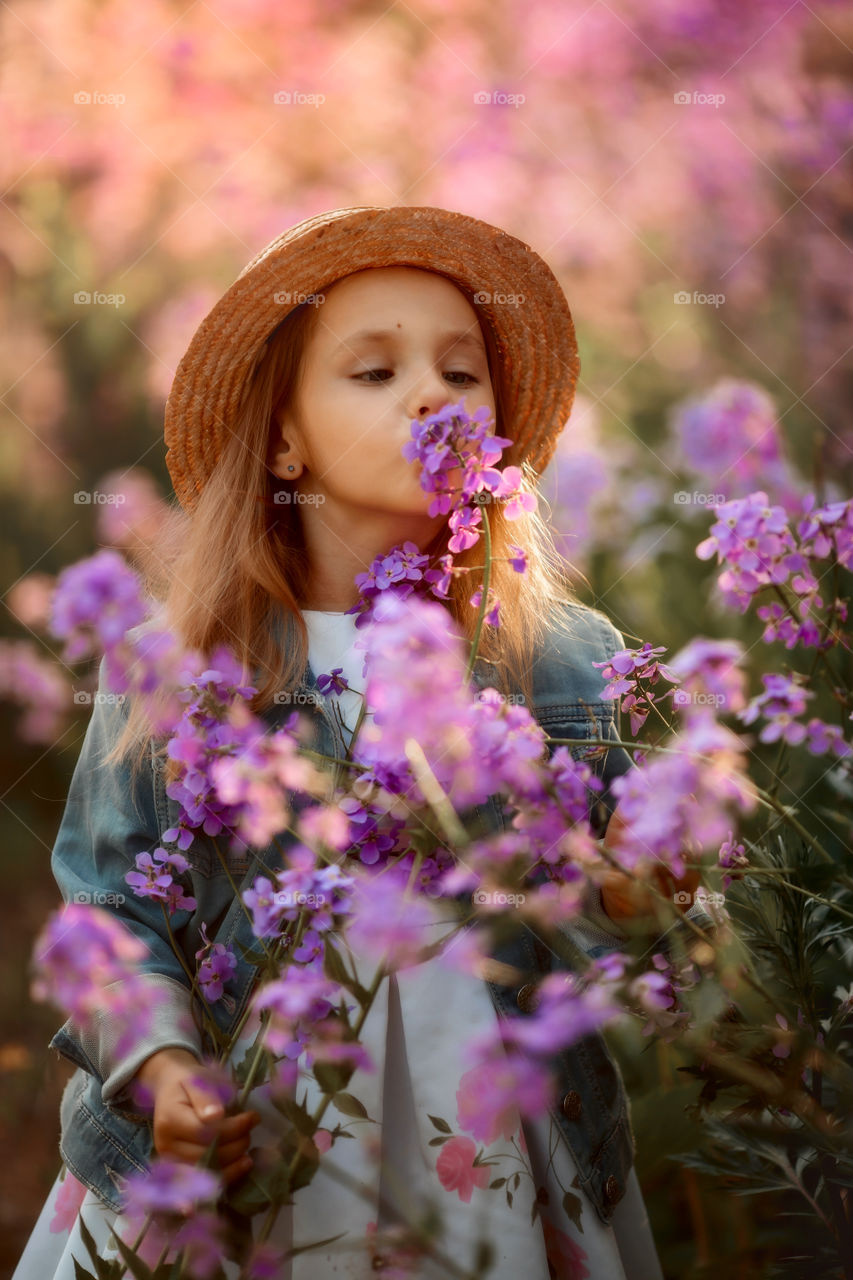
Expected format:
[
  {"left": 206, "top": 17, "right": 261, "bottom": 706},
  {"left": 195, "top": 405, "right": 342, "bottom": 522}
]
[
  {"left": 2, "top": 0, "right": 852, "bottom": 1272},
  {"left": 16, "top": 404, "right": 852, "bottom": 1276}
]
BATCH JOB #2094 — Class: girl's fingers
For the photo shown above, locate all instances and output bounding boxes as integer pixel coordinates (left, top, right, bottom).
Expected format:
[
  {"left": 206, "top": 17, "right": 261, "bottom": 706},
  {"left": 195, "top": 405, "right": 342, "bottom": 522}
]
[
  {"left": 221, "top": 1155, "right": 254, "bottom": 1186},
  {"left": 161, "top": 1136, "right": 209, "bottom": 1162},
  {"left": 164, "top": 1108, "right": 261, "bottom": 1148},
  {"left": 183, "top": 1079, "right": 226, "bottom": 1127},
  {"left": 213, "top": 1136, "right": 254, "bottom": 1166},
  {"left": 216, "top": 1111, "right": 261, "bottom": 1142}
]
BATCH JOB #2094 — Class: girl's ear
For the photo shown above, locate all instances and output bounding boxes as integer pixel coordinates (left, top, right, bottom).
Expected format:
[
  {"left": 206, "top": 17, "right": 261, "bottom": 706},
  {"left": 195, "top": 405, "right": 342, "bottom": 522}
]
[{"left": 268, "top": 411, "right": 304, "bottom": 480}]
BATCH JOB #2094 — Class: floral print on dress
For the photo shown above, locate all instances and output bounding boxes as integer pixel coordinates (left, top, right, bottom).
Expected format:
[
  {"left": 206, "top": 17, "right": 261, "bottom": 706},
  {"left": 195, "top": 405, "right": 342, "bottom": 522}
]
[
  {"left": 435, "top": 1136, "right": 491, "bottom": 1203},
  {"left": 542, "top": 1218, "right": 591, "bottom": 1279},
  {"left": 48, "top": 1169, "right": 87, "bottom": 1234}
]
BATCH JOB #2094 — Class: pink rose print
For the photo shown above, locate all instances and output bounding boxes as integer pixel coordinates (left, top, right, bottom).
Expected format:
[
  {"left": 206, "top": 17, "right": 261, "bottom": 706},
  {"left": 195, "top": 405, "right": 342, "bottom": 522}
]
[
  {"left": 314, "top": 1128, "right": 333, "bottom": 1153},
  {"left": 49, "top": 1169, "right": 87, "bottom": 1233},
  {"left": 435, "top": 1136, "right": 490, "bottom": 1203},
  {"left": 456, "top": 1063, "right": 519, "bottom": 1145},
  {"left": 542, "top": 1218, "right": 590, "bottom": 1280}
]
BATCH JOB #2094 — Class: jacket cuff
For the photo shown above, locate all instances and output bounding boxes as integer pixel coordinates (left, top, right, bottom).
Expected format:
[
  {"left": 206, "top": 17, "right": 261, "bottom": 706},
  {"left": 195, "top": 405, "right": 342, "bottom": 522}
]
[
  {"left": 578, "top": 878, "right": 630, "bottom": 942},
  {"left": 51, "top": 974, "right": 204, "bottom": 1113}
]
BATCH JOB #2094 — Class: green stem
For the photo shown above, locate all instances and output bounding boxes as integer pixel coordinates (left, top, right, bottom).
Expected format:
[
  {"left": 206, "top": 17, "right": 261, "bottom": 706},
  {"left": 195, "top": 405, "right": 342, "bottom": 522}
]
[{"left": 465, "top": 502, "right": 492, "bottom": 684}]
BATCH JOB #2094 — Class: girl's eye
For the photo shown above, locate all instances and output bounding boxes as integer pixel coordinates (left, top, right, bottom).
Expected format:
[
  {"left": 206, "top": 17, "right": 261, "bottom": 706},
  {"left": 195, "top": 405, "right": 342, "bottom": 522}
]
[{"left": 353, "top": 369, "right": 479, "bottom": 385}]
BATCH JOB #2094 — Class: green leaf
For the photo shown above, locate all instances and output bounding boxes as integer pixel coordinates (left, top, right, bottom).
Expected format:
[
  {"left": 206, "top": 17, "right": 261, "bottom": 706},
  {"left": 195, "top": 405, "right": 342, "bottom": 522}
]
[
  {"left": 313, "top": 1059, "right": 352, "bottom": 1095},
  {"left": 562, "top": 1190, "right": 584, "bottom": 1233},
  {"left": 474, "top": 1240, "right": 495, "bottom": 1272},
  {"left": 428, "top": 1135, "right": 452, "bottom": 1146},
  {"left": 332, "top": 1091, "right": 369, "bottom": 1119},
  {"left": 76, "top": 1214, "right": 124, "bottom": 1279},
  {"left": 270, "top": 1093, "right": 317, "bottom": 1136},
  {"left": 428, "top": 1114, "right": 452, "bottom": 1133},
  {"left": 322, "top": 940, "right": 351, "bottom": 986},
  {"left": 108, "top": 1232, "right": 157, "bottom": 1280},
  {"left": 72, "top": 1260, "right": 99, "bottom": 1280},
  {"left": 234, "top": 939, "right": 270, "bottom": 967},
  {"left": 289, "top": 1230, "right": 349, "bottom": 1257},
  {"left": 489, "top": 1177, "right": 507, "bottom": 1189}
]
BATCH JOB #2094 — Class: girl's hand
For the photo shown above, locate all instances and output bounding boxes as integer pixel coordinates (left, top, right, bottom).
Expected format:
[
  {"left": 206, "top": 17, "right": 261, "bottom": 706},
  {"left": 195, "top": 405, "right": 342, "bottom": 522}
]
[
  {"left": 135, "top": 1047, "right": 260, "bottom": 1186},
  {"left": 598, "top": 805, "right": 703, "bottom": 923}
]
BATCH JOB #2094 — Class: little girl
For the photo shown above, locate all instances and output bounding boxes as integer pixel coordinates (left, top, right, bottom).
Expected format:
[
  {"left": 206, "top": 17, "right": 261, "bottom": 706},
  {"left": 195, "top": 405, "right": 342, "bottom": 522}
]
[{"left": 14, "top": 205, "right": 697, "bottom": 1279}]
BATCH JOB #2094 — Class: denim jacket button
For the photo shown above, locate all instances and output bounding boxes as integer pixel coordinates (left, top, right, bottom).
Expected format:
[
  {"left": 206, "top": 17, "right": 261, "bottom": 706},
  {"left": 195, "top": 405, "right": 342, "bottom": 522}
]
[
  {"left": 604, "top": 1173, "right": 623, "bottom": 1206},
  {"left": 561, "top": 1089, "right": 582, "bottom": 1122},
  {"left": 516, "top": 982, "right": 540, "bottom": 1013}
]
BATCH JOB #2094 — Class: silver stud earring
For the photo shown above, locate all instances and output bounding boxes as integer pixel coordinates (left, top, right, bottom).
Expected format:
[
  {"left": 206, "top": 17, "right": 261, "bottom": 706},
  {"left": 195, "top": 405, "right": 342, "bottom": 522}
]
[{"left": 287, "top": 465, "right": 295, "bottom": 472}]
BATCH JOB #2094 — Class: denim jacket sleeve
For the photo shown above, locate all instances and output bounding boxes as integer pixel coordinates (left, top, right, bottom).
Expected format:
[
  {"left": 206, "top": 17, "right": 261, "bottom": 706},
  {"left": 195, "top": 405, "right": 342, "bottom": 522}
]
[{"left": 48, "top": 654, "right": 203, "bottom": 1109}]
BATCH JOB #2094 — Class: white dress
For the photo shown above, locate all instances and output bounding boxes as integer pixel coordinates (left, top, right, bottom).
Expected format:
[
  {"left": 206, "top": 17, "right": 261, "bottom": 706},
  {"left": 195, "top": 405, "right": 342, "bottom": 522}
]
[{"left": 13, "top": 610, "right": 664, "bottom": 1280}]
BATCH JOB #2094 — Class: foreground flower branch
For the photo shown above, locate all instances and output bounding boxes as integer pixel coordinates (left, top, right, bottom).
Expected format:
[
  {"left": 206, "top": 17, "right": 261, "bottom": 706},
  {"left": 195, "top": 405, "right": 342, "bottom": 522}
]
[{"left": 25, "top": 407, "right": 853, "bottom": 1277}]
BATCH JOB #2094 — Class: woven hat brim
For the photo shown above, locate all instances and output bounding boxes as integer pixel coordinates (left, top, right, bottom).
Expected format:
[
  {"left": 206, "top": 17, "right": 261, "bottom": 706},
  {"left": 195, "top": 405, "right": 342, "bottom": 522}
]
[{"left": 164, "top": 205, "right": 579, "bottom": 511}]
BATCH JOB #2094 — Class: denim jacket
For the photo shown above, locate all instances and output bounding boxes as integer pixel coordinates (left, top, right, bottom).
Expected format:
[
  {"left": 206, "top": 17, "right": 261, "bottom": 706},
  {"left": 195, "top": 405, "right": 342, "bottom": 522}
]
[{"left": 48, "top": 600, "right": 700, "bottom": 1224}]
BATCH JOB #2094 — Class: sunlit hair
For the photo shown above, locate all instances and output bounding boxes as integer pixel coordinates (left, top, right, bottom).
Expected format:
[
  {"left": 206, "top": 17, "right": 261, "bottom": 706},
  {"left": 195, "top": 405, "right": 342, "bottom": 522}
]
[{"left": 108, "top": 276, "right": 583, "bottom": 781}]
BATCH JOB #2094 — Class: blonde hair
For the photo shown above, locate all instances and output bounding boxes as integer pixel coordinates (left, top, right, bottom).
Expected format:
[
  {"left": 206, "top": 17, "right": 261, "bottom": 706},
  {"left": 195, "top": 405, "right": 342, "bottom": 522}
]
[{"left": 108, "top": 278, "right": 583, "bottom": 781}]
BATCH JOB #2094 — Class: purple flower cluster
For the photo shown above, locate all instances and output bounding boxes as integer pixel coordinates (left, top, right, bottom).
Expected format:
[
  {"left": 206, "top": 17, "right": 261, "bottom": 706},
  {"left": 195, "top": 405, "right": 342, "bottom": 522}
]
[
  {"left": 460, "top": 955, "right": 626, "bottom": 1126},
  {"left": 353, "top": 593, "right": 559, "bottom": 815},
  {"left": 242, "top": 844, "right": 354, "bottom": 943},
  {"left": 161, "top": 649, "right": 325, "bottom": 854},
  {"left": 697, "top": 491, "right": 852, "bottom": 649},
  {"left": 122, "top": 1157, "right": 220, "bottom": 1217},
  {"left": 252, "top": 966, "right": 371, "bottom": 1072},
  {"left": 592, "top": 641, "right": 680, "bottom": 735},
  {"left": 31, "top": 903, "right": 168, "bottom": 1058},
  {"left": 125, "top": 847, "right": 197, "bottom": 914},
  {"left": 718, "top": 831, "right": 749, "bottom": 889},
  {"left": 671, "top": 379, "right": 800, "bottom": 509},
  {"left": 48, "top": 548, "right": 208, "bottom": 733},
  {"left": 346, "top": 400, "right": 533, "bottom": 629},
  {"left": 195, "top": 922, "right": 237, "bottom": 1002},
  {"left": 607, "top": 716, "right": 757, "bottom": 876},
  {"left": 669, "top": 637, "right": 748, "bottom": 719},
  {"left": 399, "top": 397, "right": 511, "bottom": 516},
  {"left": 739, "top": 673, "right": 851, "bottom": 757},
  {"left": 0, "top": 639, "right": 70, "bottom": 744},
  {"left": 345, "top": 868, "right": 438, "bottom": 971},
  {"left": 49, "top": 548, "right": 149, "bottom": 663}
]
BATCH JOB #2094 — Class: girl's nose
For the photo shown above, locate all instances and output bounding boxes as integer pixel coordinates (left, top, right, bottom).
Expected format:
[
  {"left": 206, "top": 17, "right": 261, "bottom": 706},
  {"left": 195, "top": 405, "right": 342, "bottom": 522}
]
[{"left": 407, "top": 371, "right": 451, "bottom": 424}]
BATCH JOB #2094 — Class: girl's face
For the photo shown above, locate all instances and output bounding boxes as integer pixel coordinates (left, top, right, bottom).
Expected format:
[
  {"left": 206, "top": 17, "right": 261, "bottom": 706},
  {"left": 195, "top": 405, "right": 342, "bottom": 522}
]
[{"left": 270, "top": 266, "right": 497, "bottom": 526}]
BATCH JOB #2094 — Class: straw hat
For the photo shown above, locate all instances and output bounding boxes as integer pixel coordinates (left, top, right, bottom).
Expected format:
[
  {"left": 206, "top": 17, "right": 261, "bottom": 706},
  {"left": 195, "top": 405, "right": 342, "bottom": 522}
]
[{"left": 164, "top": 205, "right": 580, "bottom": 511}]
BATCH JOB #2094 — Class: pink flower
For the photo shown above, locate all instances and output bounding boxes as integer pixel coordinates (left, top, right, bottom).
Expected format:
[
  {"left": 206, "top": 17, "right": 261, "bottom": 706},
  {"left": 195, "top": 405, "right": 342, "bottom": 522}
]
[
  {"left": 435, "top": 1136, "right": 490, "bottom": 1203},
  {"left": 456, "top": 1063, "right": 519, "bottom": 1145},
  {"left": 49, "top": 1169, "right": 88, "bottom": 1233},
  {"left": 542, "top": 1218, "right": 590, "bottom": 1278}
]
